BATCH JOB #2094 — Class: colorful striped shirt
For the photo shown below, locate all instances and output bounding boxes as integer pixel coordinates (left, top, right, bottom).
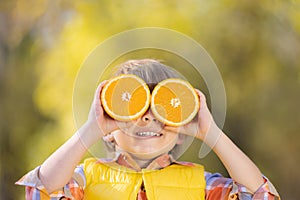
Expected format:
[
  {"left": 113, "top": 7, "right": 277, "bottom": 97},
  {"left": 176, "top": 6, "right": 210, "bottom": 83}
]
[{"left": 16, "top": 153, "right": 280, "bottom": 200}]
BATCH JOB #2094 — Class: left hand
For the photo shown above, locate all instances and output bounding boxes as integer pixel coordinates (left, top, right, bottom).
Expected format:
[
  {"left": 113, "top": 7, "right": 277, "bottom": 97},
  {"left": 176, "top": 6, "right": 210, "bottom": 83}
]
[{"left": 165, "top": 89, "right": 217, "bottom": 141}]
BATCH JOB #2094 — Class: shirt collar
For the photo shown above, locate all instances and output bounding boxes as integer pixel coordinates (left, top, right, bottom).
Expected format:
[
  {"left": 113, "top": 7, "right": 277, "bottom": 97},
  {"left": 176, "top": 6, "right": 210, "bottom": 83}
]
[{"left": 101, "top": 152, "right": 175, "bottom": 171}]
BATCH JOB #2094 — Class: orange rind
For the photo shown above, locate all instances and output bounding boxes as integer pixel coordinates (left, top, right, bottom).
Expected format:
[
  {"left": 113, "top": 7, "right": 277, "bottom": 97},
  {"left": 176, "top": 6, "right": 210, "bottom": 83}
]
[
  {"left": 151, "top": 78, "right": 200, "bottom": 126},
  {"left": 101, "top": 74, "right": 151, "bottom": 121}
]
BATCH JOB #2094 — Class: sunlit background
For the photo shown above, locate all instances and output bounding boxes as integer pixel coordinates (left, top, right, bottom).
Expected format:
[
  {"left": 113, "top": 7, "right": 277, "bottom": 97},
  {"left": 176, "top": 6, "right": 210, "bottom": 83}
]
[{"left": 1, "top": 1, "right": 299, "bottom": 199}]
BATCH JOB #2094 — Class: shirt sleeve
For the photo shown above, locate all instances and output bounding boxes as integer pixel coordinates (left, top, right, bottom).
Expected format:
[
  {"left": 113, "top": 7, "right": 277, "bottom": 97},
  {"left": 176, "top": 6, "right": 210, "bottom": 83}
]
[
  {"left": 204, "top": 172, "right": 280, "bottom": 200},
  {"left": 15, "top": 165, "right": 86, "bottom": 200}
]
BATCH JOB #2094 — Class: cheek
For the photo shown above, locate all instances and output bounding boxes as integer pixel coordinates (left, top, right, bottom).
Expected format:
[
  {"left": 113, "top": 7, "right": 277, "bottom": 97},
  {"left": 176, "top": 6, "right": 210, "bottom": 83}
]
[
  {"left": 115, "top": 121, "right": 135, "bottom": 132},
  {"left": 163, "top": 133, "right": 179, "bottom": 143},
  {"left": 113, "top": 130, "right": 131, "bottom": 144}
]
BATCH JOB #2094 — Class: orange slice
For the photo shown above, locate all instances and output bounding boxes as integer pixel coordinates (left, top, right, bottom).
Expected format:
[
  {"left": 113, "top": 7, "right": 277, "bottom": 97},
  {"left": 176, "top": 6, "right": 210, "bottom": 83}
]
[
  {"left": 101, "top": 74, "right": 151, "bottom": 121},
  {"left": 151, "top": 78, "right": 200, "bottom": 126}
]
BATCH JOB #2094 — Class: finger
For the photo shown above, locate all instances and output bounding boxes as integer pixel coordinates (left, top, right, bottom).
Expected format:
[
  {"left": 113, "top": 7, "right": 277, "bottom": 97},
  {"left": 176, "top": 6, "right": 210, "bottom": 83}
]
[
  {"left": 94, "top": 80, "right": 108, "bottom": 105},
  {"left": 164, "top": 126, "right": 180, "bottom": 133},
  {"left": 93, "top": 80, "right": 108, "bottom": 116},
  {"left": 194, "top": 89, "right": 208, "bottom": 109}
]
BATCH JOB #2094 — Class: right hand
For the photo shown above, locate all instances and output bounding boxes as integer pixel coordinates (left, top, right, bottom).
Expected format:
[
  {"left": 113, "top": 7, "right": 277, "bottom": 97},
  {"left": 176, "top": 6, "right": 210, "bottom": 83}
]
[{"left": 87, "top": 81, "right": 118, "bottom": 138}]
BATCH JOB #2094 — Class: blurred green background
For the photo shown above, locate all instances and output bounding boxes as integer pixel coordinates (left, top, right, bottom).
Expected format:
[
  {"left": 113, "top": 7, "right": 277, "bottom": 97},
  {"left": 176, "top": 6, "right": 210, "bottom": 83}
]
[{"left": 1, "top": 0, "right": 299, "bottom": 199}]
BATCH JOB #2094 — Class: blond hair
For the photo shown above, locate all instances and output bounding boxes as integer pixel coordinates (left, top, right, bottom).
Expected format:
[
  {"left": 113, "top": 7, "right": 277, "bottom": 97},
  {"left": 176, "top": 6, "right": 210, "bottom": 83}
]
[{"left": 115, "top": 59, "right": 183, "bottom": 90}]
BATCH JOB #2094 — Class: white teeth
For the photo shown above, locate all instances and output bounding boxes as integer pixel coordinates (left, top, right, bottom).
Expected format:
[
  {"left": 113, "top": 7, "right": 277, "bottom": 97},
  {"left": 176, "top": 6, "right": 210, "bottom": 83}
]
[{"left": 136, "top": 132, "right": 162, "bottom": 137}]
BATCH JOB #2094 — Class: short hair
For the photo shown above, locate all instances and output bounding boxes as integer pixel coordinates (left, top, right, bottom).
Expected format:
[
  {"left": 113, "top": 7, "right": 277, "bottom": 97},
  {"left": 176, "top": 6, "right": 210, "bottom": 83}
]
[
  {"left": 114, "top": 59, "right": 183, "bottom": 90},
  {"left": 103, "top": 59, "right": 188, "bottom": 159}
]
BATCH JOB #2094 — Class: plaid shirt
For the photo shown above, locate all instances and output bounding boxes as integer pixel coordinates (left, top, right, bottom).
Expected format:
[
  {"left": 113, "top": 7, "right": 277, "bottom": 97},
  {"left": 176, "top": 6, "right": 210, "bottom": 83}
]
[{"left": 16, "top": 153, "right": 280, "bottom": 200}]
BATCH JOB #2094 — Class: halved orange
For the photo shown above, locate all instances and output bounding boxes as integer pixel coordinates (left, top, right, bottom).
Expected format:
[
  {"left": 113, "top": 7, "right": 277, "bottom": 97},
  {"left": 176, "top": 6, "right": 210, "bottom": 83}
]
[
  {"left": 100, "top": 74, "right": 151, "bottom": 121},
  {"left": 151, "top": 78, "right": 200, "bottom": 126}
]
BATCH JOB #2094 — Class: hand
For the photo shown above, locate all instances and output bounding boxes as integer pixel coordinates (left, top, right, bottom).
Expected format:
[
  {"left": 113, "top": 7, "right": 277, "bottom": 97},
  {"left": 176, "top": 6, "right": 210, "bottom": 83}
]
[
  {"left": 87, "top": 81, "right": 118, "bottom": 137},
  {"left": 191, "top": 89, "right": 215, "bottom": 140},
  {"left": 165, "top": 89, "right": 219, "bottom": 142}
]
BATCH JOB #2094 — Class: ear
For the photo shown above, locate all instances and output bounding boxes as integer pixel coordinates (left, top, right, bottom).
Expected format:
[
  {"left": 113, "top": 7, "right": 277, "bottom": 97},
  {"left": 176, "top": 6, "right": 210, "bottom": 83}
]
[
  {"left": 102, "top": 133, "right": 115, "bottom": 143},
  {"left": 176, "top": 134, "right": 186, "bottom": 145}
]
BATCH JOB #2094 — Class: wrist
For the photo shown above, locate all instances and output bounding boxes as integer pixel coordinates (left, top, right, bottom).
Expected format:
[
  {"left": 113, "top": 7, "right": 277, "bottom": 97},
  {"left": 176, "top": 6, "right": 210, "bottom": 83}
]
[
  {"left": 76, "top": 120, "right": 103, "bottom": 149},
  {"left": 201, "top": 121, "right": 223, "bottom": 149}
]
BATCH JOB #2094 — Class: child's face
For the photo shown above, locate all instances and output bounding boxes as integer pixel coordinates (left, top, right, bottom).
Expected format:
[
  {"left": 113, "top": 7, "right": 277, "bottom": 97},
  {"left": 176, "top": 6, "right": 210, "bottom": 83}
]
[{"left": 111, "top": 109, "right": 181, "bottom": 159}]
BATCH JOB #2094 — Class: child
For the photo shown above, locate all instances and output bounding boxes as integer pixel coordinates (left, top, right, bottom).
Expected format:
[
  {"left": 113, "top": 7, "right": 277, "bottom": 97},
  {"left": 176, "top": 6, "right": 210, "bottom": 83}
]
[{"left": 16, "top": 59, "right": 280, "bottom": 199}]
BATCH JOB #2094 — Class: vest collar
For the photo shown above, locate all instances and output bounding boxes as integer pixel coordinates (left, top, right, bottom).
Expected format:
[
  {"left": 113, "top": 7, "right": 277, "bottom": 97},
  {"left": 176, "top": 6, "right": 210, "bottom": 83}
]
[{"left": 98, "top": 152, "right": 175, "bottom": 171}]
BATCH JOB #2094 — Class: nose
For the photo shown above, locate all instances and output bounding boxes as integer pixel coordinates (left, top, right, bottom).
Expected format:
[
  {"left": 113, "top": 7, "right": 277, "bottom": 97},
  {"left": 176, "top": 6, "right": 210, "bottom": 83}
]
[{"left": 141, "top": 109, "right": 159, "bottom": 123}]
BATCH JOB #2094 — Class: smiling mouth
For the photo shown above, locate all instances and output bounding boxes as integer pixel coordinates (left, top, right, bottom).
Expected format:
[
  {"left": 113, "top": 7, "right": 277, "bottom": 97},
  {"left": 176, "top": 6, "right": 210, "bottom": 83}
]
[{"left": 135, "top": 131, "right": 163, "bottom": 138}]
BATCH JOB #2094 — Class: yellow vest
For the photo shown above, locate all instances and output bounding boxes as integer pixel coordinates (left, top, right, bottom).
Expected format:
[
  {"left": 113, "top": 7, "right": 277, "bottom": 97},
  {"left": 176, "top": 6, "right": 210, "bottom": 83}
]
[{"left": 83, "top": 158, "right": 206, "bottom": 200}]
